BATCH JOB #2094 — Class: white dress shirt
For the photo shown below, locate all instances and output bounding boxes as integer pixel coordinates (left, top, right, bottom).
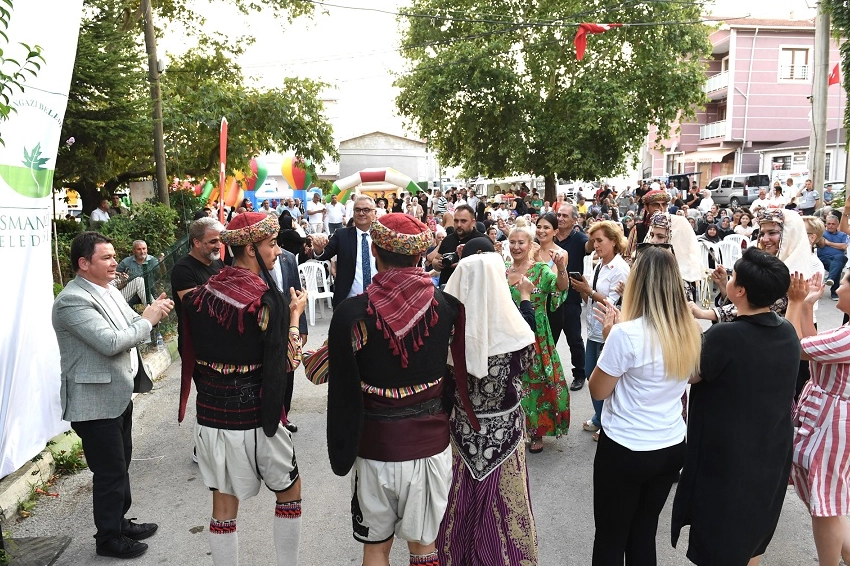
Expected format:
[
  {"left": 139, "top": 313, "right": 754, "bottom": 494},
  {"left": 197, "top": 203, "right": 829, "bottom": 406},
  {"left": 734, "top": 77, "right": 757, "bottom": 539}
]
[
  {"left": 91, "top": 208, "right": 110, "bottom": 222},
  {"left": 349, "top": 227, "right": 378, "bottom": 299}
]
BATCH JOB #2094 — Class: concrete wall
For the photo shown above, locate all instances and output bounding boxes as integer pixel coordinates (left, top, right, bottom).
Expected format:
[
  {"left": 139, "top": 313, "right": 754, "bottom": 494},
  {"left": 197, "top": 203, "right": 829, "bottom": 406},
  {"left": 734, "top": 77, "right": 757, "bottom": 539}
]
[{"left": 338, "top": 132, "right": 427, "bottom": 180}]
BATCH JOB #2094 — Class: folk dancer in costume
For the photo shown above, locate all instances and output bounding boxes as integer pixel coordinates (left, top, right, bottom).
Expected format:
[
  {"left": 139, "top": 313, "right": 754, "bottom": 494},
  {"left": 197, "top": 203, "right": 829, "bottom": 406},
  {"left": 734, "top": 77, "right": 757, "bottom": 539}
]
[
  {"left": 625, "top": 188, "right": 671, "bottom": 260},
  {"left": 642, "top": 212, "right": 703, "bottom": 302},
  {"left": 438, "top": 243, "right": 539, "bottom": 565},
  {"left": 326, "top": 213, "right": 475, "bottom": 566},
  {"left": 178, "top": 212, "right": 308, "bottom": 565}
]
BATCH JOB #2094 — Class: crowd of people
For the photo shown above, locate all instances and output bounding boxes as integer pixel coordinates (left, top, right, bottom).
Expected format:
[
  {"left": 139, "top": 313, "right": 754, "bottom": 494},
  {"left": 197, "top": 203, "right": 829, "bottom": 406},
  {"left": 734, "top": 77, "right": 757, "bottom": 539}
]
[{"left": 51, "top": 177, "right": 850, "bottom": 565}]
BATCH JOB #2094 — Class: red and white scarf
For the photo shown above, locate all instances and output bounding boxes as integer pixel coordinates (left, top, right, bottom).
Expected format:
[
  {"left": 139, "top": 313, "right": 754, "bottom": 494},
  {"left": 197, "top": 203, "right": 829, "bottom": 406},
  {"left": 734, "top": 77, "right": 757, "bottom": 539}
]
[
  {"left": 192, "top": 265, "right": 268, "bottom": 333},
  {"left": 366, "top": 267, "right": 438, "bottom": 368}
]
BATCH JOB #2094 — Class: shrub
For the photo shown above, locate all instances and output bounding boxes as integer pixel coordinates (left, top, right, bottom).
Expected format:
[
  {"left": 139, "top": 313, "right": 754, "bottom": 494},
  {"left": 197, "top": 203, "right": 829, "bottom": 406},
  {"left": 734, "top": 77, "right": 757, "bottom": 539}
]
[{"left": 100, "top": 202, "right": 178, "bottom": 260}]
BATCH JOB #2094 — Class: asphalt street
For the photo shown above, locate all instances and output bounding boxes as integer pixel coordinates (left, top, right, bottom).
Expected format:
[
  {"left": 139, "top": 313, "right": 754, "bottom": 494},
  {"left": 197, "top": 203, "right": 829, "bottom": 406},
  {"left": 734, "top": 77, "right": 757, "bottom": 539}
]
[{"left": 10, "top": 297, "right": 842, "bottom": 565}]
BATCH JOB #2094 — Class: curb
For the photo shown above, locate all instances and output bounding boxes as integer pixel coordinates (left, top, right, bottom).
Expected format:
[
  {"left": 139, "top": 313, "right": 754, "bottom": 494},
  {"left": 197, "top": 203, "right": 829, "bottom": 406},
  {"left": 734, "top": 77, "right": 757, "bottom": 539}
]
[{"left": 0, "top": 340, "right": 179, "bottom": 525}]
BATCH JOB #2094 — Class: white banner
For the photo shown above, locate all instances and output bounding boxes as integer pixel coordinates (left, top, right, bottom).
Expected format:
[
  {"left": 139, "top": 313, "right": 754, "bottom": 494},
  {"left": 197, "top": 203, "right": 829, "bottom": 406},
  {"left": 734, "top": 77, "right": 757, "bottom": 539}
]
[{"left": 0, "top": 0, "right": 84, "bottom": 478}]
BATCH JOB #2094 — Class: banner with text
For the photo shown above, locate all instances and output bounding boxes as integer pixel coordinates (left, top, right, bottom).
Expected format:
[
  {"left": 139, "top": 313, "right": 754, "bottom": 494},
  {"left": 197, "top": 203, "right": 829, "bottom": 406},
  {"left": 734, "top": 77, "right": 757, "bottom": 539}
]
[{"left": 0, "top": 0, "right": 84, "bottom": 478}]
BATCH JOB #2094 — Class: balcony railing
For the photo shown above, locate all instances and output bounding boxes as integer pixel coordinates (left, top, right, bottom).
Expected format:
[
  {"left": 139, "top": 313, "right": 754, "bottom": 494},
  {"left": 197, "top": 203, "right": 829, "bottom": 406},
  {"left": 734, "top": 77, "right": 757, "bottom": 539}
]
[
  {"left": 704, "top": 71, "right": 729, "bottom": 93},
  {"left": 779, "top": 64, "right": 810, "bottom": 80},
  {"left": 700, "top": 120, "right": 726, "bottom": 140}
]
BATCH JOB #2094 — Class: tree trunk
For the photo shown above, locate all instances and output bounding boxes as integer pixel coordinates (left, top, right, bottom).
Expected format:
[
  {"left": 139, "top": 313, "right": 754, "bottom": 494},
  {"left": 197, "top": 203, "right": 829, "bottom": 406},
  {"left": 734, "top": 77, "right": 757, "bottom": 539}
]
[{"left": 544, "top": 173, "right": 556, "bottom": 204}]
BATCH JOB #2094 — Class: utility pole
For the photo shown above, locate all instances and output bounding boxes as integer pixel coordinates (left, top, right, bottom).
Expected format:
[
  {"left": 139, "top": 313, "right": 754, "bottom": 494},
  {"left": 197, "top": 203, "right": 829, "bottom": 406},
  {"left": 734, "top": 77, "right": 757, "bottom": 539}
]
[
  {"left": 142, "top": 0, "right": 169, "bottom": 206},
  {"left": 809, "top": 6, "right": 829, "bottom": 195}
]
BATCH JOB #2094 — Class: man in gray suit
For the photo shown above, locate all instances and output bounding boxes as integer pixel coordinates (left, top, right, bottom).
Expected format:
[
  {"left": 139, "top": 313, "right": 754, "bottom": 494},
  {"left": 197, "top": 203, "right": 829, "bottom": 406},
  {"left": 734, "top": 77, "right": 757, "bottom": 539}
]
[{"left": 52, "top": 232, "right": 174, "bottom": 559}]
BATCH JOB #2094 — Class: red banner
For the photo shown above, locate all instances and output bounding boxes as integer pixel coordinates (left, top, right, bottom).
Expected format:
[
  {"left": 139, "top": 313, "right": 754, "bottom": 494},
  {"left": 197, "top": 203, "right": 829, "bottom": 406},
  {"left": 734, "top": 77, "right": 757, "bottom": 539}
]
[{"left": 219, "top": 117, "right": 228, "bottom": 223}]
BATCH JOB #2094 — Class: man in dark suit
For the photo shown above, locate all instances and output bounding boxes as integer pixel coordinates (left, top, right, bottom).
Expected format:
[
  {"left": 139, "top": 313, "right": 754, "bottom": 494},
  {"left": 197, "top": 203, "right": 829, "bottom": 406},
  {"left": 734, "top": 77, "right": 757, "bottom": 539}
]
[
  {"left": 52, "top": 232, "right": 173, "bottom": 559},
  {"left": 272, "top": 247, "right": 308, "bottom": 431},
  {"left": 310, "top": 194, "right": 377, "bottom": 308}
]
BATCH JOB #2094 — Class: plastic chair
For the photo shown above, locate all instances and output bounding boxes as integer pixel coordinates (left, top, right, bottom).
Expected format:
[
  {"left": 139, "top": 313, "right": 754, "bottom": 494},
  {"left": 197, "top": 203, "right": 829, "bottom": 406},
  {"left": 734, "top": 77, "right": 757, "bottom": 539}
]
[
  {"left": 699, "top": 241, "right": 716, "bottom": 273},
  {"left": 298, "top": 261, "right": 334, "bottom": 326},
  {"left": 718, "top": 239, "right": 743, "bottom": 267},
  {"left": 723, "top": 234, "right": 747, "bottom": 250}
]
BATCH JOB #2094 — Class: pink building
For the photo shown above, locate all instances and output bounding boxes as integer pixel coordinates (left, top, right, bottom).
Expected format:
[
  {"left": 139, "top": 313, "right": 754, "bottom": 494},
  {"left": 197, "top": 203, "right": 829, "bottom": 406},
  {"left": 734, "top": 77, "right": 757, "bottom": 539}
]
[{"left": 643, "top": 17, "right": 846, "bottom": 186}]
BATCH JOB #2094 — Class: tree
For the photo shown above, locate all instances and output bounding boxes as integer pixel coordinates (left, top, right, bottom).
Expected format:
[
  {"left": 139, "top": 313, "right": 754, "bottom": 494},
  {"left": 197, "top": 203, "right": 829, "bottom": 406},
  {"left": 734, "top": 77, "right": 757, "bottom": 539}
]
[
  {"left": 0, "top": 0, "right": 45, "bottom": 146},
  {"left": 55, "top": 0, "right": 336, "bottom": 213},
  {"left": 395, "top": 1, "right": 712, "bottom": 200}
]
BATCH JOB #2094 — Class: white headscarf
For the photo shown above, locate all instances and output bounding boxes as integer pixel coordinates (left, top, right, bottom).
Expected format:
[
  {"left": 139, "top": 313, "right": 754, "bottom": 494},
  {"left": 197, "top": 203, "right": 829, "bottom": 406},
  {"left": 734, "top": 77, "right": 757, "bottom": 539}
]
[
  {"left": 758, "top": 208, "right": 816, "bottom": 279},
  {"left": 643, "top": 212, "right": 703, "bottom": 282},
  {"left": 444, "top": 253, "right": 535, "bottom": 378}
]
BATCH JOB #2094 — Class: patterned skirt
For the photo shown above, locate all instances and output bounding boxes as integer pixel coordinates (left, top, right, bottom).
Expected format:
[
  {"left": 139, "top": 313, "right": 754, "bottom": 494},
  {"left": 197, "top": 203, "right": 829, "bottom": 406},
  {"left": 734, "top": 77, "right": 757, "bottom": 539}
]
[{"left": 437, "top": 445, "right": 537, "bottom": 565}]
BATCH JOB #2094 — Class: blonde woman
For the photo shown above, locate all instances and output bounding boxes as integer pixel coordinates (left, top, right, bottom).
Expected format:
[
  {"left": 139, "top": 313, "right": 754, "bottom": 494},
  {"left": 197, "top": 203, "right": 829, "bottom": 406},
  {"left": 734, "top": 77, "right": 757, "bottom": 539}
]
[
  {"left": 589, "top": 245, "right": 701, "bottom": 565},
  {"left": 506, "top": 224, "right": 570, "bottom": 453},
  {"left": 567, "top": 221, "right": 630, "bottom": 441}
]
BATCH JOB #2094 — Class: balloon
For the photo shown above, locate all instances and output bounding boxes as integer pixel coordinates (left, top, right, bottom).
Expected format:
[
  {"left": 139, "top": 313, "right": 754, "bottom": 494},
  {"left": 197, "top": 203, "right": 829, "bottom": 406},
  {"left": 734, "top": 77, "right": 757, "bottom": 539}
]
[
  {"left": 253, "top": 158, "right": 268, "bottom": 190},
  {"left": 224, "top": 177, "right": 241, "bottom": 208},
  {"left": 200, "top": 180, "right": 214, "bottom": 200},
  {"left": 281, "top": 155, "right": 313, "bottom": 190}
]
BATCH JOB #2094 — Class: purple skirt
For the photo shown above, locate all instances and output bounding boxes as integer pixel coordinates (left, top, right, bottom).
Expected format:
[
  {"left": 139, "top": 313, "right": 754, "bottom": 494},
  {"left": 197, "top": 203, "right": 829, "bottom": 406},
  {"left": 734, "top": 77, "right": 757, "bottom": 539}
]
[{"left": 437, "top": 445, "right": 538, "bottom": 565}]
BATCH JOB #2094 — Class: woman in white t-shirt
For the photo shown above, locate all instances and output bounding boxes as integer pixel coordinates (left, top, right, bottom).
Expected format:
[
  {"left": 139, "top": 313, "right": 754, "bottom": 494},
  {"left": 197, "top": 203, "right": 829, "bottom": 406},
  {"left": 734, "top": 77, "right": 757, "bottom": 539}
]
[{"left": 588, "top": 245, "right": 702, "bottom": 565}]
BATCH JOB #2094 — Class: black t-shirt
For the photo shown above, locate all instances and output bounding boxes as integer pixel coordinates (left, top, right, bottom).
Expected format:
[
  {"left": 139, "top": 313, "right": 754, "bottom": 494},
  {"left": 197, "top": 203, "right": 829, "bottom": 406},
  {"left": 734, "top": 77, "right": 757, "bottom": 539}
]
[
  {"left": 436, "top": 230, "right": 488, "bottom": 286},
  {"left": 554, "top": 228, "right": 589, "bottom": 305},
  {"left": 171, "top": 254, "right": 224, "bottom": 351}
]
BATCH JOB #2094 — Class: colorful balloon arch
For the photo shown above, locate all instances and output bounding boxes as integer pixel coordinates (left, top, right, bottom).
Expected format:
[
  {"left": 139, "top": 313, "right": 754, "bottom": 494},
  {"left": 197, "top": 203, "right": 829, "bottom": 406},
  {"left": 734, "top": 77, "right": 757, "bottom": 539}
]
[
  {"left": 331, "top": 167, "right": 421, "bottom": 204},
  {"left": 281, "top": 155, "right": 313, "bottom": 191}
]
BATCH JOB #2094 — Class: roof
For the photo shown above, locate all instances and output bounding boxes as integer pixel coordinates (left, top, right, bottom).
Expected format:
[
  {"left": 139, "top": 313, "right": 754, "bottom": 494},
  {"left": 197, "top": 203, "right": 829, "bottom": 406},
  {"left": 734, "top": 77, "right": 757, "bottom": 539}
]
[
  {"left": 339, "top": 131, "right": 426, "bottom": 145},
  {"left": 712, "top": 17, "right": 815, "bottom": 29},
  {"left": 759, "top": 128, "right": 846, "bottom": 152}
]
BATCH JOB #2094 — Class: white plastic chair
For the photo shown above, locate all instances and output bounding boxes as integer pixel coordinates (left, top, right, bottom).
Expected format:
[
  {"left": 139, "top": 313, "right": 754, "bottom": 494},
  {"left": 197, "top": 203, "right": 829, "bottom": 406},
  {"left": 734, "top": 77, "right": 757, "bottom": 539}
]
[
  {"left": 718, "top": 239, "right": 743, "bottom": 267},
  {"left": 723, "top": 234, "right": 747, "bottom": 249},
  {"left": 699, "top": 241, "right": 716, "bottom": 273},
  {"left": 298, "top": 261, "right": 334, "bottom": 325}
]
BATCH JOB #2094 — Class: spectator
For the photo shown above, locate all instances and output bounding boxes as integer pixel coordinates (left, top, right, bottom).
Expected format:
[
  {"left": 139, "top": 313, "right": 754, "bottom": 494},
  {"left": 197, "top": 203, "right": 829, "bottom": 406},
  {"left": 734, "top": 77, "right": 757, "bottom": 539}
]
[
  {"left": 795, "top": 179, "right": 820, "bottom": 215},
  {"left": 822, "top": 184, "right": 834, "bottom": 207},
  {"left": 786, "top": 271, "right": 850, "bottom": 566},
  {"left": 108, "top": 195, "right": 127, "bottom": 217},
  {"left": 589, "top": 245, "right": 700, "bottom": 565},
  {"left": 324, "top": 194, "right": 346, "bottom": 234},
  {"left": 717, "top": 216, "right": 734, "bottom": 239},
  {"left": 90, "top": 199, "right": 111, "bottom": 225},
  {"left": 673, "top": 248, "right": 799, "bottom": 565},
  {"left": 258, "top": 199, "right": 274, "bottom": 214},
  {"left": 816, "top": 215, "right": 849, "bottom": 300},
  {"left": 698, "top": 189, "right": 714, "bottom": 214},
  {"left": 768, "top": 185, "right": 788, "bottom": 209},
  {"left": 115, "top": 240, "right": 162, "bottom": 306},
  {"left": 734, "top": 212, "right": 756, "bottom": 238},
  {"left": 307, "top": 193, "right": 326, "bottom": 234}
]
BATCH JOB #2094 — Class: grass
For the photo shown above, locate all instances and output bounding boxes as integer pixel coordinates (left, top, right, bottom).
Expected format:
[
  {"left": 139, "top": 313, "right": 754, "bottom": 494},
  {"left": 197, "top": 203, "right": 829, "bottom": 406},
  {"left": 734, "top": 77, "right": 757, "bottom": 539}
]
[
  {"left": 50, "top": 442, "right": 87, "bottom": 477},
  {"left": 17, "top": 438, "right": 87, "bottom": 519}
]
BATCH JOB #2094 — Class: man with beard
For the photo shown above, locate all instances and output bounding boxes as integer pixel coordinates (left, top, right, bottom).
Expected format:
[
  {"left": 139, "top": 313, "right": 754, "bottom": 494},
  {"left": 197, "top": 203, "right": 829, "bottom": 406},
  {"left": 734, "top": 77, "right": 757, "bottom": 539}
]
[
  {"left": 170, "top": 217, "right": 225, "bottom": 356},
  {"left": 432, "top": 204, "right": 488, "bottom": 286}
]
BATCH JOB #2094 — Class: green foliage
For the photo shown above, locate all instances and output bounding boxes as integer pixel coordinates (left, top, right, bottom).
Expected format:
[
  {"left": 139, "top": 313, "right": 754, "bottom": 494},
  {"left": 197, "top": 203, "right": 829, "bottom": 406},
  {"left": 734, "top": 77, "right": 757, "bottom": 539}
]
[
  {"left": 169, "top": 189, "right": 207, "bottom": 232},
  {"left": 53, "top": 282, "right": 64, "bottom": 297},
  {"left": 0, "top": 0, "right": 45, "bottom": 146},
  {"left": 55, "top": 1, "right": 336, "bottom": 212},
  {"left": 395, "top": 1, "right": 712, "bottom": 193},
  {"left": 51, "top": 442, "right": 88, "bottom": 477},
  {"left": 161, "top": 47, "right": 338, "bottom": 179},
  {"left": 99, "top": 202, "right": 178, "bottom": 259}
]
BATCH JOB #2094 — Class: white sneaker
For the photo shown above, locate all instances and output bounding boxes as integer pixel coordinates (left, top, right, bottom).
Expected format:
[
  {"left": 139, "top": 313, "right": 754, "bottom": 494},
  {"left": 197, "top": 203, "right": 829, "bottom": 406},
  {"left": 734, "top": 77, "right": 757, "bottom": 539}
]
[{"left": 582, "top": 419, "right": 600, "bottom": 433}]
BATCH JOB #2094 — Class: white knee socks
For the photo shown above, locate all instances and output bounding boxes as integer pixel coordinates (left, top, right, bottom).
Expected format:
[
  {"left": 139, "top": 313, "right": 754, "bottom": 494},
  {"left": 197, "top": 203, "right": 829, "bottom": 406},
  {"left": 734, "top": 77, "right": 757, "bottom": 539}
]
[
  {"left": 209, "top": 518, "right": 238, "bottom": 566},
  {"left": 273, "top": 500, "right": 302, "bottom": 565}
]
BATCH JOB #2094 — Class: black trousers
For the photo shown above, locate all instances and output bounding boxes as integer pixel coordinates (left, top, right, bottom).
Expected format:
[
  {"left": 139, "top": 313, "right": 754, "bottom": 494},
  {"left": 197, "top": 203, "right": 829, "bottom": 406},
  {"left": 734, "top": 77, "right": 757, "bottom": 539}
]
[
  {"left": 592, "top": 430, "right": 686, "bottom": 566},
  {"left": 548, "top": 301, "right": 586, "bottom": 380},
  {"left": 283, "top": 370, "right": 295, "bottom": 414},
  {"left": 73, "top": 401, "right": 133, "bottom": 543}
]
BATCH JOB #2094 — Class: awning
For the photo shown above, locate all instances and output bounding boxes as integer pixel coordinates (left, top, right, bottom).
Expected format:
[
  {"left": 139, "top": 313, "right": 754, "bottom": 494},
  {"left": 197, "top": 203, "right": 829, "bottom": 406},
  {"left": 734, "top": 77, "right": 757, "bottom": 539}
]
[{"left": 678, "top": 148, "right": 734, "bottom": 163}]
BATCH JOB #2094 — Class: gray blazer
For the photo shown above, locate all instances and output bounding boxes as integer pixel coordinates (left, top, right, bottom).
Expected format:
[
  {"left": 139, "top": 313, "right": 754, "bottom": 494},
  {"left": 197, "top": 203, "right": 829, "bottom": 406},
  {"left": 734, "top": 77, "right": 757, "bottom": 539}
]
[{"left": 52, "top": 276, "right": 152, "bottom": 422}]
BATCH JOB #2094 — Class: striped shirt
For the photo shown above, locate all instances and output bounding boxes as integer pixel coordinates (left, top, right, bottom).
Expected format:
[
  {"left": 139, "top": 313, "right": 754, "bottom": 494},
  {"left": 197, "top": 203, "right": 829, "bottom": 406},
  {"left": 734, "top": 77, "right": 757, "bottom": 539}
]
[{"left": 791, "top": 324, "right": 850, "bottom": 517}]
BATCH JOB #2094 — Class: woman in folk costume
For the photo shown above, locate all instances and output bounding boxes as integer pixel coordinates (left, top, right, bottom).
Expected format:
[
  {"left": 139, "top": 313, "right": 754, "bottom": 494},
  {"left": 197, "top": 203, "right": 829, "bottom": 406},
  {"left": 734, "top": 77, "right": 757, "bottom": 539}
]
[
  {"left": 642, "top": 211, "right": 703, "bottom": 302},
  {"left": 691, "top": 208, "right": 816, "bottom": 323},
  {"left": 438, "top": 240, "right": 538, "bottom": 565},
  {"left": 625, "top": 189, "right": 671, "bottom": 260},
  {"left": 179, "top": 212, "right": 308, "bottom": 566}
]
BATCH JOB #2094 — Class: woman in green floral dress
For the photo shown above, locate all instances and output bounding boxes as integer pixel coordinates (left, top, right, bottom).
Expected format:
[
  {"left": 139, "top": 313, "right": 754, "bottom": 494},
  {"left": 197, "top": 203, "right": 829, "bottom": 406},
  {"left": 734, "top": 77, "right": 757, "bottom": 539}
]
[{"left": 506, "top": 220, "right": 571, "bottom": 453}]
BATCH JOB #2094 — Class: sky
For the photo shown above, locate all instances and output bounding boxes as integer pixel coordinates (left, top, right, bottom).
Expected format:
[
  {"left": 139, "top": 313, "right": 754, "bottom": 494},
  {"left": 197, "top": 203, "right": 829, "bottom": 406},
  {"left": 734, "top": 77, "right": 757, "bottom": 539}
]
[{"left": 162, "top": 0, "right": 819, "bottom": 146}]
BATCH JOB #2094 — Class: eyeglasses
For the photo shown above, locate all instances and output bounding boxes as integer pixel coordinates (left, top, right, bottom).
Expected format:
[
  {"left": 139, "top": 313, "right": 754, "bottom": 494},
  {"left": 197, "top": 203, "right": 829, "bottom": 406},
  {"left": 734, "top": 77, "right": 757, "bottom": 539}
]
[{"left": 354, "top": 207, "right": 375, "bottom": 214}]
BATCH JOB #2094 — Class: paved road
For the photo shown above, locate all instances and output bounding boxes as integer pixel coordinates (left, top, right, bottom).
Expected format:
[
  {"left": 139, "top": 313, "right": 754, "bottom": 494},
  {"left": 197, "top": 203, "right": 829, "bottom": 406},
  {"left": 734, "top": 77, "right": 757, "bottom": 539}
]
[{"left": 11, "top": 298, "right": 841, "bottom": 565}]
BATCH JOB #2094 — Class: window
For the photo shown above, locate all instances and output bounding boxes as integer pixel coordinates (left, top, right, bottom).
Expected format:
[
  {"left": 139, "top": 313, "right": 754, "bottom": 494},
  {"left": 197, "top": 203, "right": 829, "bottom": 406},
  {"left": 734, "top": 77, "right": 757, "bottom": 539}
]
[
  {"left": 721, "top": 56, "right": 729, "bottom": 73},
  {"left": 772, "top": 156, "right": 791, "bottom": 170},
  {"left": 779, "top": 48, "right": 810, "bottom": 80}
]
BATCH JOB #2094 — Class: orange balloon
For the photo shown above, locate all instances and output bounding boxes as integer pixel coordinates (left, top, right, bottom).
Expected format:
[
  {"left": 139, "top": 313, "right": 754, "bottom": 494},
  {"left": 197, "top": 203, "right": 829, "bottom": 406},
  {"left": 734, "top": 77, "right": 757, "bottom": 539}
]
[{"left": 224, "top": 177, "right": 240, "bottom": 207}]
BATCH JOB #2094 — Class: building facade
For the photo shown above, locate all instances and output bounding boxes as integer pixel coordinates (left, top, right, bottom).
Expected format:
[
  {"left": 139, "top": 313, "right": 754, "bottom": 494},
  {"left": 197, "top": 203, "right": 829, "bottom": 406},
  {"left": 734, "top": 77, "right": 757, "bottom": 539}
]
[{"left": 643, "top": 17, "right": 845, "bottom": 185}]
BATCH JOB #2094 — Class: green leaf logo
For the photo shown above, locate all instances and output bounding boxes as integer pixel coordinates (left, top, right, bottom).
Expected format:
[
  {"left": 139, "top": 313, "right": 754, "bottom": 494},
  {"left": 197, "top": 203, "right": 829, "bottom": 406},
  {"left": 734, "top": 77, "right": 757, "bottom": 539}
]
[{"left": 0, "top": 142, "right": 54, "bottom": 197}]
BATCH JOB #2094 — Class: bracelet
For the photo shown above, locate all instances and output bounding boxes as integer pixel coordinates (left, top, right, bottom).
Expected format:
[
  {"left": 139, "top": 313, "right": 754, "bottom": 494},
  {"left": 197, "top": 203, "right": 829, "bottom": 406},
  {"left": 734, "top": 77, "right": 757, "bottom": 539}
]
[{"left": 558, "top": 270, "right": 567, "bottom": 275}]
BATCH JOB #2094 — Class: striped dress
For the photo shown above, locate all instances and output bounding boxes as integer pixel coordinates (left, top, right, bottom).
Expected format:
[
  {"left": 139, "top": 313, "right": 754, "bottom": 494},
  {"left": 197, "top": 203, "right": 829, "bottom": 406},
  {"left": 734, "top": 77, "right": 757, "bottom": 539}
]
[{"left": 790, "top": 324, "right": 850, "bottom": 517}]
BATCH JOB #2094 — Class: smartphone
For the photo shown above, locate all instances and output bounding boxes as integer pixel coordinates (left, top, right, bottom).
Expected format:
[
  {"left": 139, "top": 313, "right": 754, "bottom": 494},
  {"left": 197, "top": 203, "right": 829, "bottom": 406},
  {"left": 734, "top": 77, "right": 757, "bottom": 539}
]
[{"left": 569, "top": 271, "right": 583, "bottom": 280}]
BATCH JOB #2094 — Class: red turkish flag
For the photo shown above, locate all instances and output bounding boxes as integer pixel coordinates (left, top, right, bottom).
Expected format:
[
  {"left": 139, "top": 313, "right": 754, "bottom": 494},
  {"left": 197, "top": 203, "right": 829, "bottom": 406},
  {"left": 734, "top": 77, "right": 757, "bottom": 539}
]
[
  {"left": 574, "top": 23, "right": 622, "bottom": 61},
  {"left": 828, "top": 63, "right": 841, "bottom": 86}
]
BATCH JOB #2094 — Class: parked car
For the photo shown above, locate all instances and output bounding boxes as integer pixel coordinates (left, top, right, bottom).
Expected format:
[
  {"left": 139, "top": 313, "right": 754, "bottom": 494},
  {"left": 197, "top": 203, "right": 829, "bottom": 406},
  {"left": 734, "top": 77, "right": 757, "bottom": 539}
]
[{"left": 705, "top": 174, "right": 771, "bottom": 207}]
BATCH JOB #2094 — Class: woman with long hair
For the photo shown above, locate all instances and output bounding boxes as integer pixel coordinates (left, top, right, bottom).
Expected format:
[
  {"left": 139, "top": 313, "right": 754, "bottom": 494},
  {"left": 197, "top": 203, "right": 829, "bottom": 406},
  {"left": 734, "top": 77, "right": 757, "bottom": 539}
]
[
  {"left": 786, "top": 272, "right": 850, "bottom": 565},
  {"left": 589, "top": 245, "right": 701, "bottom": 565},
  {"left": 734, "top": 212, "right": 756, "bottom": 238},
  {"left": 506, "top": 224, "right": 570, "bottom": 453},
  {"left": 568, "top": 221, "right": 630, "bottom": 441}
]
